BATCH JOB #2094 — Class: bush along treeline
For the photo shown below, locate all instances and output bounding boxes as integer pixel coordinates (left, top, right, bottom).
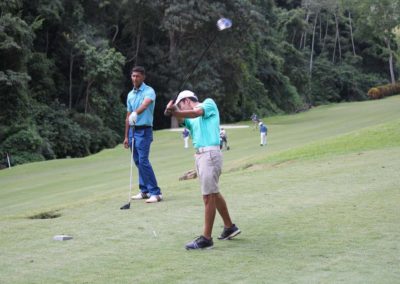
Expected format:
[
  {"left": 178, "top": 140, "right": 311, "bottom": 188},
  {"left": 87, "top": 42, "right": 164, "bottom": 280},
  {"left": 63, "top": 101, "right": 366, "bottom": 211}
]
[
  {"left": 0, "top": 0, "right": 399, "bottom": 166},
  {"left": 368, "top": 83, "right": 400, "bottom": 99}
]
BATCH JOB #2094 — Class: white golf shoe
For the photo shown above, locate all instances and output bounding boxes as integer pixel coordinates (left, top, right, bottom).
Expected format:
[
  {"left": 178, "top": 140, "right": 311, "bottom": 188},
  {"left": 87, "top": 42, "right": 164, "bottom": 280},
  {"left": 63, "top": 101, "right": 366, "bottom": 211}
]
[
  {"left": 131, "top": 192, "right": 150, "bottom": 200},
  {"left": 145, "top": 195, "right": 163, "bottom": 203}
]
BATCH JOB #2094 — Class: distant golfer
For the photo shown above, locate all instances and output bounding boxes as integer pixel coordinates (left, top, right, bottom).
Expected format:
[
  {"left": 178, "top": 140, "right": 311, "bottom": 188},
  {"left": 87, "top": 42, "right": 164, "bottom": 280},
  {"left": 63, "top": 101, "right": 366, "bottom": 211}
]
[
  {"left": 219, "top": 127, "right": 229, "bottom": 150},
  {"left": 251, "top": 113, "right": 260, "bottom": 130},
  {"left": 259, "top": 121, "right": 268, "bottom": 146},
  {"left": 165, "top": 90, "right": 240, "bottom": 250},
  {"left": 123, "top": 66, "right": 162, "bottom": 203},
  {"left": 182, "top": 128, "right": 190, "bottom": 149}
]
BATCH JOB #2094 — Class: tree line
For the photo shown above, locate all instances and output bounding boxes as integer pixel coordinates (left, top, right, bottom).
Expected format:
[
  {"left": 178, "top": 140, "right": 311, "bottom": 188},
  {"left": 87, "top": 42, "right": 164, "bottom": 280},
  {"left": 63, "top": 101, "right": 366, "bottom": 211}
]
[{"left": 0, "top": 0, "right": 399, "bottom": 166}]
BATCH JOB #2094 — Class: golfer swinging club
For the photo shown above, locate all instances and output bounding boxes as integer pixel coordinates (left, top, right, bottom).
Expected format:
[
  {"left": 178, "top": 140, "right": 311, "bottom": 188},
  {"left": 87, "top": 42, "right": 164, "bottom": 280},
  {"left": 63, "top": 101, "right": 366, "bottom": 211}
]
[{"left": 165, "top": 90, "right": 240, "bottom": 250}]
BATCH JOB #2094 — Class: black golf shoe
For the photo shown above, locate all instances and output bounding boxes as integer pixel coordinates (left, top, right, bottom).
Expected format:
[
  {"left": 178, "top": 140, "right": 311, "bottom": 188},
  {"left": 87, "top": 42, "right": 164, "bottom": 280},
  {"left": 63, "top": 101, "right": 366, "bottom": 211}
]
[
  {"left": 218, "top": 224, "right": 241, "bottom": 240},
  {"left": 185, "top": 236, "right": 213, "bottom": 250}
]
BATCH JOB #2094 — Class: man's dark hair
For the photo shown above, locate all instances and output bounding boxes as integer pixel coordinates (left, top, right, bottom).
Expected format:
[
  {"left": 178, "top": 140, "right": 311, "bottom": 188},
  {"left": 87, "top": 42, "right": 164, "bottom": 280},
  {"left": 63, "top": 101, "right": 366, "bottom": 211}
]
[{"left": 131, "top": 66, "right": 145, "bottom": 75}]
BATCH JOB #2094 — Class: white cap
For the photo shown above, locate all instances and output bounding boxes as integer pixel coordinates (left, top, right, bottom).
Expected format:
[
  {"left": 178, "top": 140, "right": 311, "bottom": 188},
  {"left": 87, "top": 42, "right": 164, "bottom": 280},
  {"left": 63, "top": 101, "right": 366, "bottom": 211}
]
[
  {"left": 175, "top": 90, "right": 197, "bottom": 106},
  {"left": 259, "top": 122, "right": 263, "bottom": 126}
]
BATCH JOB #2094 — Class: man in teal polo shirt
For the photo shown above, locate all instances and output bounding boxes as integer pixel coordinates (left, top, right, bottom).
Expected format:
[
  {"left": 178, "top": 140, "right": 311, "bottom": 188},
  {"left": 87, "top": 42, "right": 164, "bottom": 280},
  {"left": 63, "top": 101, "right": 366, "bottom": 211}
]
[
  {"left": 123, "top": 66, "right": 162, "bottom": 203},
  {"left": 165, "top": 90, "right": 240, "bottom": 250}
]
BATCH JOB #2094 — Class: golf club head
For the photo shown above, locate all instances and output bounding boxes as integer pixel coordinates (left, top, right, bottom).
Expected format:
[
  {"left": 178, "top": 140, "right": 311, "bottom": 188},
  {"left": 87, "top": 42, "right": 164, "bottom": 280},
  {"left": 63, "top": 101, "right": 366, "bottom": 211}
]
[
  {"left": 217, "top": 18, "right": 232, "bottom": 31},
  {"left": 120, "top": 203, "right": 130, "bottom": 210}
]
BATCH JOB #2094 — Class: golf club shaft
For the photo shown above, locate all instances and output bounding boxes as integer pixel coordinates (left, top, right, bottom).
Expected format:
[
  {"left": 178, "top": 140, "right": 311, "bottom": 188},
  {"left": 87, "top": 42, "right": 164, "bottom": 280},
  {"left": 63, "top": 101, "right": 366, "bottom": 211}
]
[
  {"left": 128, "top": 126, "right": 134, "bottom": 202},
  {"left": 173, "top": 33, "right": 218, "bottom": 102}
]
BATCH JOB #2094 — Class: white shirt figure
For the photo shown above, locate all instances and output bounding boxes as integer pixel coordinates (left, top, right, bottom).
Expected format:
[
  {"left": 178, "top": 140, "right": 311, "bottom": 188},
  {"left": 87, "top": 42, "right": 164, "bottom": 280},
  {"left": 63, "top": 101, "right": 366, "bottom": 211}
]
[{"left": 220, "top": 128, "right": 228, "bottom": 150}]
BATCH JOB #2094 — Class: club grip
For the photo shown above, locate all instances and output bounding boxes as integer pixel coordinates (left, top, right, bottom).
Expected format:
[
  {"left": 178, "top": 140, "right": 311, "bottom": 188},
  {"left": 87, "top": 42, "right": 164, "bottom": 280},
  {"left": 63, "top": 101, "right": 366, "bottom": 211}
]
[
  {"left": 164, "top": 108, "right": 172, "bottom": 117},
  {"left": 164, "top": 99, "right": 176, "bottom": 117}
]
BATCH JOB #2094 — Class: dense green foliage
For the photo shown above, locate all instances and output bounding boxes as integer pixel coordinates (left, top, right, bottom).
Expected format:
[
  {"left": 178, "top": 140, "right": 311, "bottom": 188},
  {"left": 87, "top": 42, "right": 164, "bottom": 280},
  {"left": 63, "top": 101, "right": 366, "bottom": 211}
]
[{"left": 1, "top": 0, "right": 399, "bottom": 165}]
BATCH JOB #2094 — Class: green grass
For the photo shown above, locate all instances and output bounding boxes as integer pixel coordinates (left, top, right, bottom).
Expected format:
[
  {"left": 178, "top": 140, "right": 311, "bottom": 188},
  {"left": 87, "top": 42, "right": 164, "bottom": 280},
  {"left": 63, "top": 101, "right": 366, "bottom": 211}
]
[
  {"left": 261, "top": 118, "right": 400, "bottom": 163},
  {"left": 1, "top": 96, "right": 399, "bottom": 283}
]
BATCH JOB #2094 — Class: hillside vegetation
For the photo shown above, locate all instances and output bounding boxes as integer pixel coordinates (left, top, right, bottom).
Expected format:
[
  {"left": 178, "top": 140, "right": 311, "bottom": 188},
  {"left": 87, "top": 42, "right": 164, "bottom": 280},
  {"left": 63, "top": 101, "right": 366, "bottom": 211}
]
[{"left": 1, "top": 0, "right": 399, "bottom": 165}]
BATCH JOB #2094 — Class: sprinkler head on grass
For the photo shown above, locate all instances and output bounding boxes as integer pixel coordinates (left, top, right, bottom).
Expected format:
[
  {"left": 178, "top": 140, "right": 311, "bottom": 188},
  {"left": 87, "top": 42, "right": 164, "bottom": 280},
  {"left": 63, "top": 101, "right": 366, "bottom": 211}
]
[{"left": 53, "top": 235, "right": 73, "bottom": 241}]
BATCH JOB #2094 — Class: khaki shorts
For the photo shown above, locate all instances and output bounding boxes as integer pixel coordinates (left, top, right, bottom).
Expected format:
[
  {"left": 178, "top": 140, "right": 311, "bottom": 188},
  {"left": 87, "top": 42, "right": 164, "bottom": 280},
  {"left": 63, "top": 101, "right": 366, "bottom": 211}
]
[{"left": 195, "top": 148, "right": 222, "bottom": 195}]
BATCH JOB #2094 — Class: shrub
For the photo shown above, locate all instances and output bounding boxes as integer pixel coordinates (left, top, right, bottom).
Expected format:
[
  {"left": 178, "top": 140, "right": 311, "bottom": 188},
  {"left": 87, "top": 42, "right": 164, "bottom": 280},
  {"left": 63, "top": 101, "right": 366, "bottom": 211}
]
[
  {"left": 32, "top": 103, "right": 91, "bottom": 158},
  {"left": 0, "top": 128, "right": 44, "bottom": 165},
  {"left": 53, "top": 119, "right": 91, "bottom": 158},
  {"left": 367, "top": 87, "right": 381, "bottom": 99},
  {"left": 72, "top": 113, "right": 120, "bottom": 153},
  {"left": 1, "top": 128, "right": 43, "bottom": 152},
  {"left": 10, "top": 152, "right": 45, "bottom": 165},
  {"left": 367, "top": 83, "right": 400, "bottom": 100}
]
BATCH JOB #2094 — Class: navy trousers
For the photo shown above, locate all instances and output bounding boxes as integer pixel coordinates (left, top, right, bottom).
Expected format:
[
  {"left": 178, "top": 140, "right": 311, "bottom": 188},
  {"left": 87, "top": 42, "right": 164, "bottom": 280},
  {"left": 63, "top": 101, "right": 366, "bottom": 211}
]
[{"left": 129, "top": 127, "right": 161, "bottom": 196}]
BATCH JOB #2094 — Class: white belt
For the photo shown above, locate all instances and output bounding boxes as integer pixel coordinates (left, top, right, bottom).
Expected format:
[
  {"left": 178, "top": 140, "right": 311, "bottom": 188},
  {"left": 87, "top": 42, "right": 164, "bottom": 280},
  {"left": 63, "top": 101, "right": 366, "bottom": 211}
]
[{"left": 195, "top": 146, "right": 220, "bottom": 154}]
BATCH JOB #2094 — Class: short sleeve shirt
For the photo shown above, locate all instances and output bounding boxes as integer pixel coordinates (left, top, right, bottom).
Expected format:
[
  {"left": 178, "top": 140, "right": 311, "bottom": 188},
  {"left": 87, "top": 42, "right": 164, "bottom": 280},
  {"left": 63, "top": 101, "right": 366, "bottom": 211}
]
[
  {"left": 126, "top": 83, "right": 156, "bottom": 126},
  {"left": 183, "top": 98, "right": 220, "bottom": 149},
  {"left": 260, "top": 125, "right": 267, "bottom": 133}
]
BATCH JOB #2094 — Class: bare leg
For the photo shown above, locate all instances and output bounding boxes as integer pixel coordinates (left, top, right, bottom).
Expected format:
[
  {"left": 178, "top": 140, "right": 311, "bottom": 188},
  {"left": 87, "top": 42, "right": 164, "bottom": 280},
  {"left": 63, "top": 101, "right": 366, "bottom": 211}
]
[
  {"left": 203, "top": 194, "right": 216, "bottom": 239},
  {"left": 215, "top": 193, "right": 233, "bottom": 228}
]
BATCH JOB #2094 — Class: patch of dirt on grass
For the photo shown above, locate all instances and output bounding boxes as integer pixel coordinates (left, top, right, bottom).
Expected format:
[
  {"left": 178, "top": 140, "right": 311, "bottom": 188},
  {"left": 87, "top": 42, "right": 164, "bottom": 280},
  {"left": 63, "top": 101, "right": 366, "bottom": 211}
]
[
  {"left": 29, "top": 211, "right": 61, "bottom": 219},
  {"left": 271, "top": 160, "right": 296, "bottom": 168},
  {"left": 226, "top": 159, "right": 296, "bottom": 173},
  {"left": 224, "top": 163, "right": 253, "bottom": 173}
]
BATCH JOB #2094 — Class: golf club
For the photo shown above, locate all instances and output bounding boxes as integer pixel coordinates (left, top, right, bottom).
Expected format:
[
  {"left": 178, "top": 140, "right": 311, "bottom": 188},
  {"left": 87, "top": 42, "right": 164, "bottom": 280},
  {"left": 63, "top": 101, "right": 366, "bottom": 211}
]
[
  {"left": 172, "top": 17, "right": 232, "bottom": 103},
  {"left": 120, "top": 126, "right": 135, "bottom": 210}
]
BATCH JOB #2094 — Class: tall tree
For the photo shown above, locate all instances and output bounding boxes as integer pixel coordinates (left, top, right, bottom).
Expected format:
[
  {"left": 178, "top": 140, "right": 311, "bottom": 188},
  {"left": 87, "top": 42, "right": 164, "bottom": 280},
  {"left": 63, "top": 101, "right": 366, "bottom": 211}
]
[
  {"left": 355, "top": 0, "right": 400, "bottom": 83},
  {"left": 0, "top": 6, "right": 35, "bottom": 124}
]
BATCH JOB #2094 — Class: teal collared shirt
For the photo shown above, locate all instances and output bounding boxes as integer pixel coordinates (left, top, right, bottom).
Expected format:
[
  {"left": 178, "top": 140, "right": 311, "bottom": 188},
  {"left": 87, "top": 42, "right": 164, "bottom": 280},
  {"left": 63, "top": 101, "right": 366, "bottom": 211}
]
[
  {"left": 126, "top": 82, "right": 156, "bottom": 126},
  {"left": 184, "top": 98, "right": 220, "bottom": 149}
]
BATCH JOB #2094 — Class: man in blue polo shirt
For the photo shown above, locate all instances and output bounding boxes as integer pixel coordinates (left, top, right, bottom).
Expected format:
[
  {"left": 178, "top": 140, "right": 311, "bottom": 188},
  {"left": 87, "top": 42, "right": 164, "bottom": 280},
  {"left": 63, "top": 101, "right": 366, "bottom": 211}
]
[
  {"left": 182, "top": 128, "right": 190, "bottom": 148},
  {"left": 123, "top": 66, "right": 162, "bottom": 203},
  {"left": 259, "top": 121, "right": 268, "bottom": 146},
  {"left": 164, "top": 90, "right": 240, "bottom": 250}
]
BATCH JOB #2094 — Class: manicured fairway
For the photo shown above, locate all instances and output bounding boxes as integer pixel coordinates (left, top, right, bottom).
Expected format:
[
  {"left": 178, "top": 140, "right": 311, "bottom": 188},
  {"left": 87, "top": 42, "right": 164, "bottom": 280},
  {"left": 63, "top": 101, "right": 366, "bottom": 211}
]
[{"left": 1, "top": 96, "right": 399, "bottom": 283}]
